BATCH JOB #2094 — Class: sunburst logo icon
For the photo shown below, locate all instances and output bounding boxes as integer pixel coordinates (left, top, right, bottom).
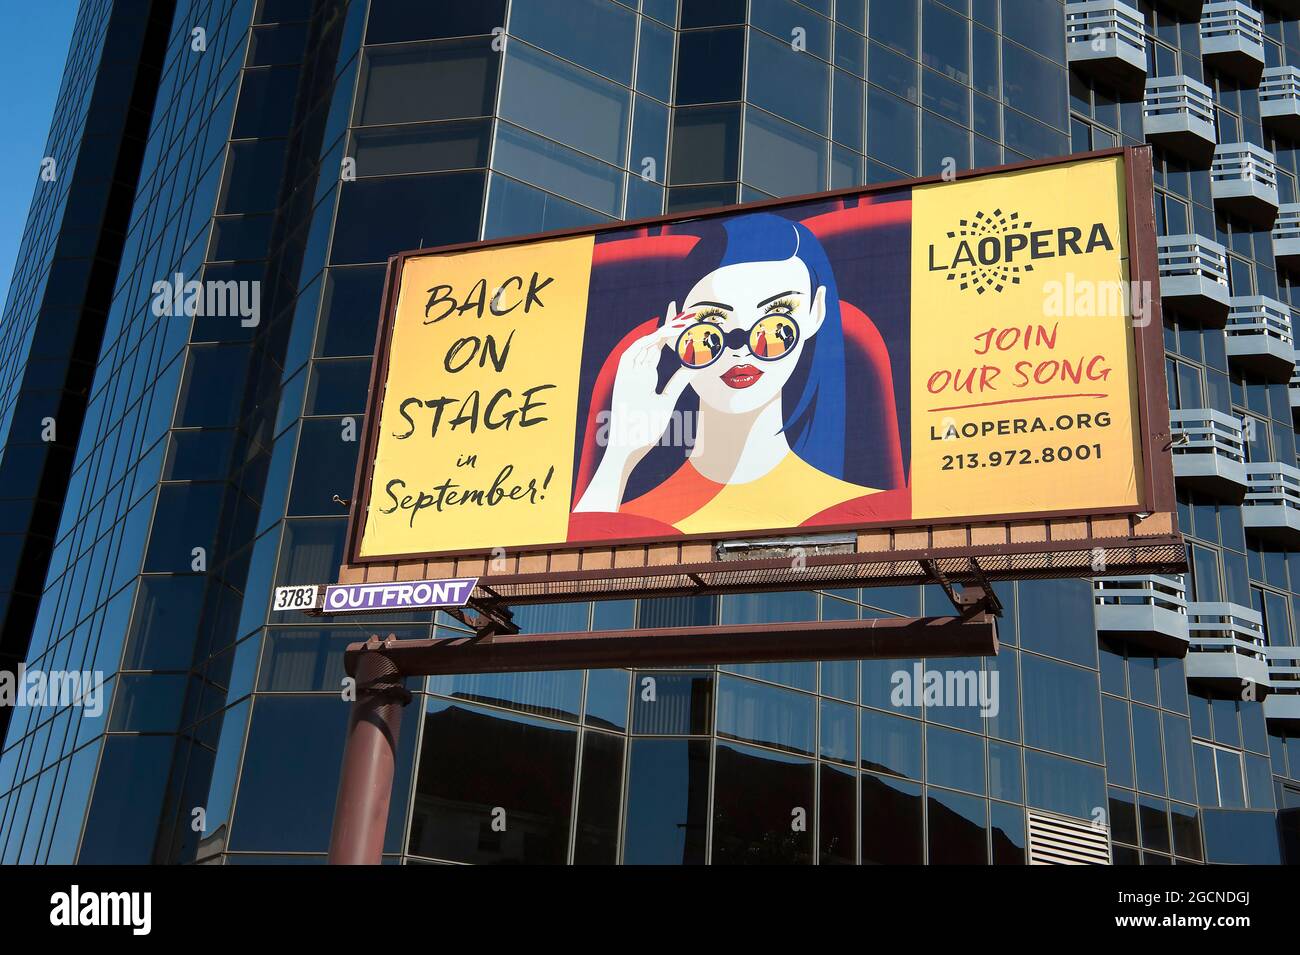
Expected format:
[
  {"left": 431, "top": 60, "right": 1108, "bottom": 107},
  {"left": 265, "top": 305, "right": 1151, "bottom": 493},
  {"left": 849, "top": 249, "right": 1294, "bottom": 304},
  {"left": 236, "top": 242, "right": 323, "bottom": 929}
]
[{"left": 941, "top": 209, "right": 1035, "bottom": 295}]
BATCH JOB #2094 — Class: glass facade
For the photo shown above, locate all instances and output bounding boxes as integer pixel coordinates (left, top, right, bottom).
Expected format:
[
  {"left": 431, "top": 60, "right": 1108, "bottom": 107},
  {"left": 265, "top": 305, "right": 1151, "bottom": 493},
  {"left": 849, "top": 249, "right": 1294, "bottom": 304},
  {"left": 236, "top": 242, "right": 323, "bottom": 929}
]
[{"left": 0, "top": 0, "right": 1298, "bottom": 864}]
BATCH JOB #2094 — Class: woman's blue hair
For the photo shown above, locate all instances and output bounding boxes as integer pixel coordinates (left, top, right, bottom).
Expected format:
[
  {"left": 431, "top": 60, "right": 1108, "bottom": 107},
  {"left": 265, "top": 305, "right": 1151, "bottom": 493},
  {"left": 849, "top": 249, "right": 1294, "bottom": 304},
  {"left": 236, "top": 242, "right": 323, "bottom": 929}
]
[{"left": 716, "top": 213, "right": 847, "bottom": 479}]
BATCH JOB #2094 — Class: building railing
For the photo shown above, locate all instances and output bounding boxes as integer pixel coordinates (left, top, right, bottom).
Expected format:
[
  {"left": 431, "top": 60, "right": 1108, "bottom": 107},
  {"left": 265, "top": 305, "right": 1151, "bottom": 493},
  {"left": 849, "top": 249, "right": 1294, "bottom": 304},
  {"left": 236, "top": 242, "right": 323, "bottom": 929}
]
[
  {"left": 1265, "top": 644, "right": 1300, "bottom": 694},
  {"left": 1225, "top": 295, "right": 1293, "bottom": 345},
  {"left": 1168, "top": 408, "right": 1246, "bottom": 463},
  {"left": 1143, "top": 74, "right": 1216, "bottom": 127},
  {"left": 1200, "top": 0, "right": 1265, "bottom": 47},
  {"left": 1094, "top": 575, "right": 1188, "bottom": 613},
  {"left": 1065, "top": 0, "right": 1147, "bottom": 53},
  {"left": 1243, "top": 461, "right": 1300, "bottom": 512},
  {"left": 1157, "top": 233, "right": 1229, "bottom": 286},
  {"left": 1186, "top": 601, "right": 1267, "bottom": 657},
  {"left": 1212, "top": 143, "right": 1278, "bottom": 191},
  {"left": 1290, "top": 371, "right": 1300, "bottom": 406},
  {"left": 1273, "top": 204, "right": 1300, "bottom": 244},
  {"left": 1261, "top": 65, "right": 1300, "bottom": 108}
]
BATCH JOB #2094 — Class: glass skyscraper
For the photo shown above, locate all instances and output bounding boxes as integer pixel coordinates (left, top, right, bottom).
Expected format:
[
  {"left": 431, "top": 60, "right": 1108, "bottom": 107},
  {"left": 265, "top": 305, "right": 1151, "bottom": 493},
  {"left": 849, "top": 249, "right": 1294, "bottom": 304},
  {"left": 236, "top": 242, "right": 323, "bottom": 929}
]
[{"left": 0, "top": 0, "right": 1297, "bottom": 865}]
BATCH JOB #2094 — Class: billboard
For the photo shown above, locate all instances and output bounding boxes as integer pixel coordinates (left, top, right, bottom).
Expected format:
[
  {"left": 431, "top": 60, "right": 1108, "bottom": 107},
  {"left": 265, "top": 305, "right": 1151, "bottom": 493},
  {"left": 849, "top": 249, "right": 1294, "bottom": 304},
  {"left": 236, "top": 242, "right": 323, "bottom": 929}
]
[{"left": 343, "top": 148, "right": 1181, "bottom": 596}]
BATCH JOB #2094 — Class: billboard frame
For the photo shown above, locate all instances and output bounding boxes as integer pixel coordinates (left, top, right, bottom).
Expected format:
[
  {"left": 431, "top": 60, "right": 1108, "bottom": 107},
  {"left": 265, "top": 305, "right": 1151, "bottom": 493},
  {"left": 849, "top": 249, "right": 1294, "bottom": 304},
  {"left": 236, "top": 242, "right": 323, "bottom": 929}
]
[{"left": 340, "top": 146, "right": 1180, "bottom": 596}]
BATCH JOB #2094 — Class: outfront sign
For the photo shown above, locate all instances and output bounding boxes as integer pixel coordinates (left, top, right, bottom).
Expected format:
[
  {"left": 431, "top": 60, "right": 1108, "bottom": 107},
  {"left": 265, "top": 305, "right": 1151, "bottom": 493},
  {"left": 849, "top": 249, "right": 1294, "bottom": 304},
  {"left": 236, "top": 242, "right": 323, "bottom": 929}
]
[
  {"left": 348, "top": 149, "right": 1171, "bottom": 568},
  {"left": 274, "top": 578, "right": 478, "bottom": 614}
]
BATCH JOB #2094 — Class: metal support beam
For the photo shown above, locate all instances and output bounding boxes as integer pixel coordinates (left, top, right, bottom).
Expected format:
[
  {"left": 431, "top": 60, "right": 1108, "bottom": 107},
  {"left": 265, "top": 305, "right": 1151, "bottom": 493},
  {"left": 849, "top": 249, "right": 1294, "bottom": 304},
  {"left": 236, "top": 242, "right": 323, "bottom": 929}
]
[
  {"left": 341, "top": 614, "right": 997, "bottom": 677},
  {"left": 921, "top": 557, "right": 1004, "bottom": 620},
  {"left": 327, "top": 636, "right": 412, "bottom": 865}
]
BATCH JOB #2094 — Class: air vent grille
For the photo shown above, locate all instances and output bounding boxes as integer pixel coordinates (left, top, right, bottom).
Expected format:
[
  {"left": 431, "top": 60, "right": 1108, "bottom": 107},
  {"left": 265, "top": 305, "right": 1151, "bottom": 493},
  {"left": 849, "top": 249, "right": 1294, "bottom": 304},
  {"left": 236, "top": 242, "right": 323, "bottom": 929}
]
[{"left": 1027, "top": 808, "right": 1111, "bottom": 865}]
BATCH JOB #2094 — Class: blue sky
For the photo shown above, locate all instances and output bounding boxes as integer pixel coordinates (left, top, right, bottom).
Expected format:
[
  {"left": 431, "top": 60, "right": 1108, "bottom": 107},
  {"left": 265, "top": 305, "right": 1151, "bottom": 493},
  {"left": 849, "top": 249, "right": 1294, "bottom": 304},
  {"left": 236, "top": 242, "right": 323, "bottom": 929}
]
[{"left": 0, "top": 4, "right": 78, "bottom": 310}]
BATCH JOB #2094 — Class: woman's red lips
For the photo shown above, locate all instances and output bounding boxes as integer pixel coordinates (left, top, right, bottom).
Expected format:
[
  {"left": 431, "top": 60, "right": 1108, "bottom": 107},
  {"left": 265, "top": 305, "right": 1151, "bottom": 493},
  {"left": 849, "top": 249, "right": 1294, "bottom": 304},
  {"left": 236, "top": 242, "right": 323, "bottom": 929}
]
[{"left": 721, "top": 364, "right": 763, "bottom": 389}]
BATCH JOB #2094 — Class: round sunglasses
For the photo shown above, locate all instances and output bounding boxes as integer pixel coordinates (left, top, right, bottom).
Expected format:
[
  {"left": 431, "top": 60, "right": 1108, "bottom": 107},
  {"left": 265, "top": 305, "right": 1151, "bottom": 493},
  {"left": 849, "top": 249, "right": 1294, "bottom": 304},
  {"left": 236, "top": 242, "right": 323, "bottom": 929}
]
[{"left": 674, "top": 314, "right": 800, "bottom": 369}]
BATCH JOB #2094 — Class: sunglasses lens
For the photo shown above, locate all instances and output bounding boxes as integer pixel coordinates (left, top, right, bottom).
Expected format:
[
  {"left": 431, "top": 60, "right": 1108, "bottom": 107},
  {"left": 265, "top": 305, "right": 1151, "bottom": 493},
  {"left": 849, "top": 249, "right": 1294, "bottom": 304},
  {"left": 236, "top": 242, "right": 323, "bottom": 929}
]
[
  {"left": 676, "top": 324, "right": 721, "bottom": 367},
  {"left": 749, "top": 314, "right": 798, "bottom": 360}
]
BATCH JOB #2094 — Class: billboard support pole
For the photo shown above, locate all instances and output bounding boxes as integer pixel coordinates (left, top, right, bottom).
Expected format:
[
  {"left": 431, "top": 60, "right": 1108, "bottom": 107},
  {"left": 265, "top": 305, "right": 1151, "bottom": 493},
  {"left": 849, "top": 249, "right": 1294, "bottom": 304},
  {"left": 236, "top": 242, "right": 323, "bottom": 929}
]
[{"left": 327, "top": 635, "right": 411, "bottom": 865}]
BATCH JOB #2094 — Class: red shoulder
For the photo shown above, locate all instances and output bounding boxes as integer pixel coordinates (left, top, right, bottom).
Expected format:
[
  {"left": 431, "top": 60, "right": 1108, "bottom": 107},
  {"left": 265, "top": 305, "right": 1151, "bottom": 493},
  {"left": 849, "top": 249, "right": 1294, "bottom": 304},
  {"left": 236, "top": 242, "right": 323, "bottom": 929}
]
[
  {"left": 567, "top": 510, "right": 683, "bottom": 542},
  {"left": 801, "top": 487, "right": 911, "bottom": 526}
]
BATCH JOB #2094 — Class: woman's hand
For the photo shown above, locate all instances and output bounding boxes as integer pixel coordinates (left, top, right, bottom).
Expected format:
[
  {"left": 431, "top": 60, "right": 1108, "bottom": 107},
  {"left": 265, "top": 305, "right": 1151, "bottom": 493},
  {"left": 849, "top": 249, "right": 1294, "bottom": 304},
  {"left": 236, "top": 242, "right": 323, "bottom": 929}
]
[{"left": 574, "top": 304, "right": 697, "bottom": 512}]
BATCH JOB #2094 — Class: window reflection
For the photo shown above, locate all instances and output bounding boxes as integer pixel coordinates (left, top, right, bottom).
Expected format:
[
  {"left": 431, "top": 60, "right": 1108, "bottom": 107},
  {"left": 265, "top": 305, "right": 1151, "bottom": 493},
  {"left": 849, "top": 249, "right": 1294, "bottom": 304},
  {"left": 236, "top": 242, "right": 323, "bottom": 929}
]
[
  {"left": 511, "top": 0, "right": 637, "bottom": 86},
  {"left": 746, "top": 30, "right": 829, "bottom": 136},
  {"left": 330, "top": 171, "right": 484, "bottom": 264},
  {"left": 427, "top": 669, "right": 583, "bottom": 723},
  {"left": 365, "top": 0, "right": 505, "bottom": 45},
  {"left": 499, "top": 42, "right": 630, "bottom": 166},
  {"left": 820, "top": 763, "right": 856, "bottom": 864},
  {"left": 861, "top": 708, "right": 922, "bottom": 780},
  {"left": 716, "top": 676, "right": 814, "bottom": 754},
  {"left": 676, "top": 26, "right": 748, "bottom": 105},
  {"left": 861, "top": 771, "right": 922, "bottom": 864},
  {"left": 623, "top": 738, "right": 709, "bottom": 864},
  {"left": 712, "top": 742, "right": 814, "bottom": 864},
  {"left": 409, "top": 701, "right": 576, "bottom": 864},
  {"left": 584, "top": 668, "right": 629, "bottom": 731},
  {"left": 742, "top": 106, "right": 828, "bottom": 197},
  {"left": 927, "top": 788, "right": 987, "bottom": 864},
  {"left": 925, "top": 724, "right": 986, "bottom": 795},
  {"left": 631, "top": 672, "right": 713, "bottom": 735},
  {"left": 355, "top": 40, "right": 498, "bottom": 126},
  {"left": 1021, "top": 652, "right": 1103, "bottom": 763},
  {"left": 669, "top": 105, "right": 741, "bottom": 185},
  {"left": 493, "top": 121, "right": 624, "bottom": 215},
  {"left": 77, "top": 737, "right": 174, "bottom": 863},
  {"left": 228, "top": 696, "right": 353, "bottom": 854},
  {"left": 1017, "top": 579, "right": 1096, "bottom": 666},
  {"left": 990, "top": 801, "right": 1025, "bottom": 865},
  {"left": 573, "top": 731, "right": 623, "bottom": 865}
]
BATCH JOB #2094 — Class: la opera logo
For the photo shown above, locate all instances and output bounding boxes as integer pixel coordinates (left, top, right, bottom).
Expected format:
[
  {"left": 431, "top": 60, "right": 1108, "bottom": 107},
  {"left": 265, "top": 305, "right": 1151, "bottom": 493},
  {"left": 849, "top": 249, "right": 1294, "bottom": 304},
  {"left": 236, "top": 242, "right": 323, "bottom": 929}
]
[{"left": 927, "top": 208, "right": 1114, "bottom": 295}]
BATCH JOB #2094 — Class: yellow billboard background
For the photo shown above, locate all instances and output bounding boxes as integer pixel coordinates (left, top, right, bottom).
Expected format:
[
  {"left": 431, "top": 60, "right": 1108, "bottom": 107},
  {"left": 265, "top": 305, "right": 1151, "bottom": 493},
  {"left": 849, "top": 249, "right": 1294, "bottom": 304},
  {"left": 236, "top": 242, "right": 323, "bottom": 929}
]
[
  {"left": 357, "top": 155, "right": 1148, "bottom": 561},
  {"left": 909, "top": 157, "right": 1142, "bottom": 519},
  {"left": 358, "top": 235, "right": 593, "bottom": 556}
]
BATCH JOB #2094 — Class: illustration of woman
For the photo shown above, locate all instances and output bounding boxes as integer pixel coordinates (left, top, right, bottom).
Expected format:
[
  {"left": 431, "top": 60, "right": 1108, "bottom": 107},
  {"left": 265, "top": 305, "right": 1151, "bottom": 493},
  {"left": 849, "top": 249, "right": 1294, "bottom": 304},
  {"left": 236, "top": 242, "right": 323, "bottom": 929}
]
[{"left": 573, "top": 212, "right": 888, "bottom": 534}]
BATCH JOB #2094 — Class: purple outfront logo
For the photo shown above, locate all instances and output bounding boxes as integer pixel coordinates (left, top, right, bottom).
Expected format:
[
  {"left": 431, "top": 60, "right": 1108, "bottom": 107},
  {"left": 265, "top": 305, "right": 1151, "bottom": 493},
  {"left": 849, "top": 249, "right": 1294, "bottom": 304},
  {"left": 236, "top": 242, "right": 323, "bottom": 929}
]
[{"left": 322, "top": 577, "right": 478, "bottom": 613}]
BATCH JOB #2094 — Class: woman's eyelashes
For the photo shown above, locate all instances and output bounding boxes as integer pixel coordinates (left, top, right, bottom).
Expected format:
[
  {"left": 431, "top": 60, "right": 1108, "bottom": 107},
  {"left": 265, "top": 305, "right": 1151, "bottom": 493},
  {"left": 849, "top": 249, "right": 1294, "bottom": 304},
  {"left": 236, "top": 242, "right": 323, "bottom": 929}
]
[{"left": 697, "top": 299, "right": 796, "bottom": 327}]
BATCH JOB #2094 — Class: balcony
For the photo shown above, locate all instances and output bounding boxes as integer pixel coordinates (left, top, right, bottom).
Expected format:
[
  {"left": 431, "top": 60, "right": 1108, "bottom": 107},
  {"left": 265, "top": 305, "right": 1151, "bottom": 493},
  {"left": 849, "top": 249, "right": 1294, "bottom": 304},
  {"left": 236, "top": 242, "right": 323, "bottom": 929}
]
[
  {"left": 1291, "top": 372, "right": 1300, "bottom": 415},
  {"left": 1065, "top": 0, "right": 1148, "bottom": 91},
  {"left": 1211, "top": 143, "right": 1278, "bottom": 227},
  {"left": 1199, "top": 1, "right": 1265, "bottom": 82},
  {"left": 1185, "top": 602, "right": 1270, "bottom": 690},
  {"left": 1143, "top": 75, "right": 1217, "bottom": 160},
  {"left": 1260, "top": 66, "right": 1300, "bottom": 138},
  {"left": 1169, "top": 408, "right": 1247, "bottom": 499},
  {"left": 1225, "top": 296, "right": 1295, "bottom": 381},
  {"left": 1094, "top": 575, "right": 1189, "bottom": 655},
  {"left": 1263, "top": 645, "right": 1300, "bottom": 725},
  {"left": 1273, "top": 204, "right": 1300, "bottom": 272},
  {"left": 1242, "top": 462, "right": 1300, "bottom": 545},
  {"left": 1157, "top": 233, "right": 1230, "bottom": 326}
]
